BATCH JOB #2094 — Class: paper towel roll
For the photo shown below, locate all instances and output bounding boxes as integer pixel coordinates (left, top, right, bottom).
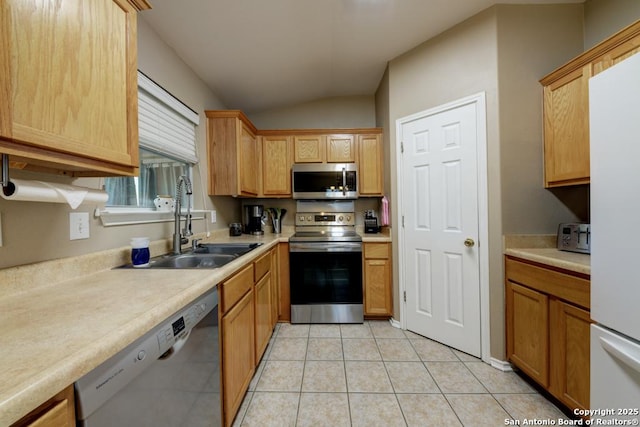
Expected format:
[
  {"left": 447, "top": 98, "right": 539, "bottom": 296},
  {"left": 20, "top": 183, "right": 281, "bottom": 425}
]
[{"left": 1, "top": 179, "right": 109, "bottom": 209}]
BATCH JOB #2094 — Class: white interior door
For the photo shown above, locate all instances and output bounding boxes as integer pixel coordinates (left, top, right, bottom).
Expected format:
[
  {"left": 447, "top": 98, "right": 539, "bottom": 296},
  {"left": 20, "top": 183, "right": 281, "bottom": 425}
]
[{"left": 400, "top": 99, "right": 481, "bottom": 357}]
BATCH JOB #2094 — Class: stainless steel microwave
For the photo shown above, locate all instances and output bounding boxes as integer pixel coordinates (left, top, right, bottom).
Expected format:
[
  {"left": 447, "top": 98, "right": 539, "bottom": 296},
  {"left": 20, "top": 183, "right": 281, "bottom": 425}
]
[{"left": 292, "top": 163, "right": 358, "bottom": 199}]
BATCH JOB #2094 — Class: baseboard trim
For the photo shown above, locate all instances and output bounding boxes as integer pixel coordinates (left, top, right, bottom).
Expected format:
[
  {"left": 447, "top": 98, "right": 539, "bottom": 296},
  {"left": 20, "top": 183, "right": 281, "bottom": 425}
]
[
  {"left": 490, "top": 358, "right": 513, "bottom": 372},
  {"left": 389, "top": 317, "right": 401, "bottom": 328}
]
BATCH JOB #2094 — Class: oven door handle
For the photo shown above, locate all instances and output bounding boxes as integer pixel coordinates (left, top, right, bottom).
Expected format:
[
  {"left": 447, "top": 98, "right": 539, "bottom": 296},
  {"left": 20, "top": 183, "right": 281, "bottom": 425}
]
[{"left": 290, "top": 242, "right": 362, "bottom": 253}]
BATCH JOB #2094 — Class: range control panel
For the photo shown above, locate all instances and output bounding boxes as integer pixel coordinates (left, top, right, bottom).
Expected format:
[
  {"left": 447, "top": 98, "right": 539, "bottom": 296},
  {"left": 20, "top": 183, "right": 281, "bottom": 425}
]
[{"left": 295, "top": 212, "right": 355, "bottom": 227}]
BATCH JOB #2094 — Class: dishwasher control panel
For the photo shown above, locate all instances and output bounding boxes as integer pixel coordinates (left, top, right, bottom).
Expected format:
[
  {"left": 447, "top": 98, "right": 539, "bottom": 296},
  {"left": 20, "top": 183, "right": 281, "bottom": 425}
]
[{"left": 156, "top": 301, "right": 210, "bottom": 354}]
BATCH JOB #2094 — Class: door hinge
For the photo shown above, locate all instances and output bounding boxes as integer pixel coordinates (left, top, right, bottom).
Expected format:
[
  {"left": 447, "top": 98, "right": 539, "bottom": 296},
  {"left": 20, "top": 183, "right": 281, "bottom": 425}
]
[
  {"left": 402, "top": 216, "right": 405, "bottom": 227},
  {"left": 403, "top": 291, "right": 406, "bottom": 302},
  {"left": 401, "top": 141, "right": 404, "bottom": 153}
]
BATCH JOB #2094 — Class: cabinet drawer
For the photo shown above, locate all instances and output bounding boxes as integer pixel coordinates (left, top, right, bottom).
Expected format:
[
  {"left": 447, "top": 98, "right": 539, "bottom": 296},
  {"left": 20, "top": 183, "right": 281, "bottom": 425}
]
[
  {"left": 364, "top": 243, "right": 390, "bottom": 259},
  {"left": 254, "top": 251, "right": 271, "bottom": 282},
  {"left": 505, "top": 257, "right": 590, "bottom": 309},
  {"left": 221, "top": 264, "right": 254, "bottom": 313}
]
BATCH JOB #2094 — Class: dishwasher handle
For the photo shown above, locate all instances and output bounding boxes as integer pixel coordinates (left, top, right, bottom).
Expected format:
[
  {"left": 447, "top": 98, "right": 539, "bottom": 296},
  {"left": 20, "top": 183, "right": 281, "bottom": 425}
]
[
  {"left": 159, "top": 329, "right": 192, "bottom": 360},
  {"left": 600, "top": 336, "right": 640, "bottom": 374}
]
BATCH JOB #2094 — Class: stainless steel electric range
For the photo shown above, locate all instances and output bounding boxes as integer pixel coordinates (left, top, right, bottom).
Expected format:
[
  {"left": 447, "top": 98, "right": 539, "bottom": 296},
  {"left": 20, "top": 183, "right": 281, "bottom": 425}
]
[{"left": 289, "top": 200, "right": 363, "bottom": 324}]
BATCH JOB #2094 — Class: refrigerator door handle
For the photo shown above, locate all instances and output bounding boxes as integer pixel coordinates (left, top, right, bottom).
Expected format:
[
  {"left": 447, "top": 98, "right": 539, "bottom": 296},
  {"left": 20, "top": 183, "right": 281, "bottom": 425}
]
[{"left": 600, "top": 336, "right": 640, "bottom": 374}]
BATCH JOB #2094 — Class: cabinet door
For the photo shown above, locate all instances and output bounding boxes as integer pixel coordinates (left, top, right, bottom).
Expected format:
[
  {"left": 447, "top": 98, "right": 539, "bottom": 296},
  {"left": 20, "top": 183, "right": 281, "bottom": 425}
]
[
  {"left": 326, "top": 134, "right": 355, "bottom": 163},
  {"left": 12, "top": 385, "right": 75, "bottom": 427},
  {"left": 262, "top": 135, "right": 292, "bottom": 196},
  {"left": 1, "top": 0, "right": 140, "bottom": 174},
  {"left": 542, "top": 65, "right": 591, "bottom": 187},
  {"left": 294, "top": 135, "right": 325, "bottom": 163},
  {"left": 221, "top": 289, "right": 255, "bottom": 427},
  {"left": 550, "top": 298, "right": 591, "bottom": 412},
  {"left": 506, "top": 281, "right": 549, "bottom": 387},
  {"left": 269, "top": 248, "right": 280, "bottom": 328},
  {"left": 358, "top": 134, "right": 384, "bottom": 196},
  {"left": 363, "top": 259, "right": 392, "bottom": 316},
  {"left": 254, "top": 272, "right": 272, "bottom": 361},
  {"left": 363, "top": 243, "right": 392, "bottom": 317},
  {"left": 239, "top": 123, "right": 259, "bottom": 195}
]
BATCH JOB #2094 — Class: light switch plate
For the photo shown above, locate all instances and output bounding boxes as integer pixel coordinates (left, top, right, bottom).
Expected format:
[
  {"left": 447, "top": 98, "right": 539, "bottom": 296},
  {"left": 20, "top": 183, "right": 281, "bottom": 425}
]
[
  {"left": 210, "top": 210, "right": 217, "bottom": 223},
  {"left": 70, "top": 212, "right": 90, "bottom": 240}
]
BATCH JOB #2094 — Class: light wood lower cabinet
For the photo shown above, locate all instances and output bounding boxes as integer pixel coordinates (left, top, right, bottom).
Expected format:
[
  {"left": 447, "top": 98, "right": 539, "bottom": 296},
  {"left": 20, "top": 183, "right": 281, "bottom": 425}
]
[
  {"left": 549, "top": 298, "right": 591, "bottom": 411},
  {"left": 221, "top": 287, "right": 255, "bottom": 427},
  {"left": 220, "top": 247, "right": 279, "bottom": 427},
  {"left": 505, "top": 256, "right": 591, "bottom": 413},
  {"left": 253, "top": 250, "right": 273, "bottom": 362},
  {"left": 506, "top": 281, "right": 549, "bottom": 387},
  {"left": 11, "top": 385, "right": 75, "bottom": 427},
  {"left": 363, "top": 243, "right": 392, "bottom": 317}
]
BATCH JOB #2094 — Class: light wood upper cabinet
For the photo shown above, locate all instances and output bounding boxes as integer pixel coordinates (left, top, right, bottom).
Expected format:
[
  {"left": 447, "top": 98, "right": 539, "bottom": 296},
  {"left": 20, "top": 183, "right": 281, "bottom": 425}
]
[
  {"left": 0, "top": 0, "right": 150, "bottom": 177},
  {"left": 540, "top": 19, "right": 640, "bottom": 188},
  {"left": 542, "top": 65, "right": 591, "bottom": 187},
  {"left": 358, "top": 134, "right": 384, "bottom": 196},
  {"left": 206, "top": 111, "right": 260, "bottom": 197},
  {"left": 327, "top": 134, "right": 356, "bottom": 163},
  {"left": 261, "top": 135, "right": 292, "bottom": 197},
  {"left": 294, "top": 135, "right": 326, "bottom": 163}
]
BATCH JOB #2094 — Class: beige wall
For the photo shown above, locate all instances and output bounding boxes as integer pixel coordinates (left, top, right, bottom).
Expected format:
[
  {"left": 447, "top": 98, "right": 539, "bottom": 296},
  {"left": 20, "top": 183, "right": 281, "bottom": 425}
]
[
  {"left": 386, "top": 7, "right": 501, "bottom": 357},
  {"left": 584, "top": 0, "right": 640, "bottom": 49},
  {"left": 248, "top": 96, "right": 376, "bottom": 130},
  {"left": 0, "top": 16, "right": 234, "bottom": 269},
  {"left": 384, "top": 4, "right": 587, "bottom": 360}
]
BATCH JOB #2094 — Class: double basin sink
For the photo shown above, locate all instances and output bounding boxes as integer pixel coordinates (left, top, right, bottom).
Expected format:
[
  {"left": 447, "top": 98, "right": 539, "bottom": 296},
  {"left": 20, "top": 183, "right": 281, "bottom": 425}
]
[{"left": 128, "top": 242, "right": 263, "bottom": 269}]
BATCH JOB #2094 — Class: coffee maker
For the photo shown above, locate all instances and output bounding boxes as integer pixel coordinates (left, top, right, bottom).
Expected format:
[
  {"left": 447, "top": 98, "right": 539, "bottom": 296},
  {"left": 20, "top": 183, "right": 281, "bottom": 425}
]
[{"left": 243, "top": 205, "right": 264, "bottom": 235}]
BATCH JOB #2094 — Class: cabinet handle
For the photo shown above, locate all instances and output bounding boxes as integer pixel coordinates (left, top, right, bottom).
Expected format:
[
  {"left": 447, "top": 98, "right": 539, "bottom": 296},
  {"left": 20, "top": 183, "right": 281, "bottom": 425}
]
[{"left": 600, "top": 336, "right": 640, "bottom": 374}]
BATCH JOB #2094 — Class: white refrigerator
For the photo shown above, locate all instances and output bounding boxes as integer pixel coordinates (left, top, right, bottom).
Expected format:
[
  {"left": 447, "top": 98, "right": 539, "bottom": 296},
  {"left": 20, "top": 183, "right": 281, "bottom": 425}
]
[{"left": 590, "top": 51, "right": 640, "bottom": 420}]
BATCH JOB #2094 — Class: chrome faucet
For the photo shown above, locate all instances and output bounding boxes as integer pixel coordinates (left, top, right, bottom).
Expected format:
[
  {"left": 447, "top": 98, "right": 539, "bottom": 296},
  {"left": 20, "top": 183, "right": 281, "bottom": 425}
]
[{"left": 173, "top": 175, "right": 193, "bottom": 255}]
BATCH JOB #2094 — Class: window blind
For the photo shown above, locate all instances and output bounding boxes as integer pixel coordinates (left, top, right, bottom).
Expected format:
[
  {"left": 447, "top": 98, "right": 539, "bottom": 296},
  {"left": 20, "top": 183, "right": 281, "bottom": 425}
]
[{"left": 137, "top": 71, "right": 200, "bottom": 164}]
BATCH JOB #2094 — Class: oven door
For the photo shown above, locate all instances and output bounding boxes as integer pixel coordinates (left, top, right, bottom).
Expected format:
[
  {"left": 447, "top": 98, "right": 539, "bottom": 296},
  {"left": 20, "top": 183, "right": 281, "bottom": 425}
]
[
  {"left": 292, "top": 163, "right": 358, "bottom": 199},
  {"left": 289, "top": 241, "right": 363, "bottom": 323}
]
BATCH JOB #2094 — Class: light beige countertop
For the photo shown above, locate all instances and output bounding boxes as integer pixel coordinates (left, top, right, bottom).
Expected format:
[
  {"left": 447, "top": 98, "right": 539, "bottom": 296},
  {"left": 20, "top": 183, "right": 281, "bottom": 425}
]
[
  {"left": 359, "top": 226, "right": 393, "bottom": 242},
  {"left": 0, "top": 231, "right": 291, "bottom": 426},
  {"left": 504, "top": 234, "right": 590, "bottom": 276}
]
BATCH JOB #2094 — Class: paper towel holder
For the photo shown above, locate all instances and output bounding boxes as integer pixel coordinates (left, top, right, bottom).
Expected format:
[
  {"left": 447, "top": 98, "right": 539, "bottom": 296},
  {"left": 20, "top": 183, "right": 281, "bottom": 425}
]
[{"left": 1, "top": 154, "right": 9, "bottom": 189}]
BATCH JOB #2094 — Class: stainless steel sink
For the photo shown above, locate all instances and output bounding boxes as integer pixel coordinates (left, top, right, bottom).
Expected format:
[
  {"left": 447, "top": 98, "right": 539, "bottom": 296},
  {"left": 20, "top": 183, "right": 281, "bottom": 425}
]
[
  {"left": 121, "top": 242, "right": 263, "bottom": 269},
  {"left": 149, "top": 253, "right": 238, "bottom": 269},
  {"left": 193, "top": 242, "right": 262, "bottom": 256}
]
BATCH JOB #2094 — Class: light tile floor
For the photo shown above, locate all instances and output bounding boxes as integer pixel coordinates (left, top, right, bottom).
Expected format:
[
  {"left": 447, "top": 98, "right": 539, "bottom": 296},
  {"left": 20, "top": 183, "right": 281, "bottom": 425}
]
[{"left": 232, "top": 321, "right": 570, "bottom": 427}]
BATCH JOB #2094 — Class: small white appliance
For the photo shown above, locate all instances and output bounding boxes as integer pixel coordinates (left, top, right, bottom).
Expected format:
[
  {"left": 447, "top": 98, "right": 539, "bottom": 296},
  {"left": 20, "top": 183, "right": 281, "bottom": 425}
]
[{"left": 589, "top": 51, "right": 640, "bottom": 421}]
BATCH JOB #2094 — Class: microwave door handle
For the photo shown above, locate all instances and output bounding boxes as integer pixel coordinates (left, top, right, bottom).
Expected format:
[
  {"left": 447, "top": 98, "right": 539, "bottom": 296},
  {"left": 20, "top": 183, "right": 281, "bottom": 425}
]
[{"left": 342, "top": 167, "right": 346, "bottom": 195}]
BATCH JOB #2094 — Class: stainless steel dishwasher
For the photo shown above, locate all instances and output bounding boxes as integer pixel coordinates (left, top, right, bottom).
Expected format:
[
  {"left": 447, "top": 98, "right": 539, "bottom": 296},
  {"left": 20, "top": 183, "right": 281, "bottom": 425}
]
[{"left": 75, "top": 289, "right": 220, "bottom": 427}]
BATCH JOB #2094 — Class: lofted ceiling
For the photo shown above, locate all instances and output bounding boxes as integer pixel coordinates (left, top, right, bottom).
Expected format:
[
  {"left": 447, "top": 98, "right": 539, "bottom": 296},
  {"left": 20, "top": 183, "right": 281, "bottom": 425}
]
[{"left": 142, "top": 0, "right": 582, "bottom": 114}]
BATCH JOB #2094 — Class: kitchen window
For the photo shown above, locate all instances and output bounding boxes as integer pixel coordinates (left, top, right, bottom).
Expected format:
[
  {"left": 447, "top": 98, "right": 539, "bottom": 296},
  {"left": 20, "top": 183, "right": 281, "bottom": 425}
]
[{"left": 100, "top": 72, "right": 200, "bottom": 225}]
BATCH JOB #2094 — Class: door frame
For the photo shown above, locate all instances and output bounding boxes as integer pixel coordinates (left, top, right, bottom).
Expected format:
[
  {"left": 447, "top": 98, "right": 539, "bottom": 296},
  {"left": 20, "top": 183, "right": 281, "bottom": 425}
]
[{"left": 395, "top": 92, "right": 490, "bottom": 363}]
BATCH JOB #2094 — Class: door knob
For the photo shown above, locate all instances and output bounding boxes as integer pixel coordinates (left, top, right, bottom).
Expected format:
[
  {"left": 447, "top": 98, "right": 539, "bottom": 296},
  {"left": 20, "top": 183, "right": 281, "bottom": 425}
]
[{"left": 464, "top": 238, "right": 475, "bottom": 247}]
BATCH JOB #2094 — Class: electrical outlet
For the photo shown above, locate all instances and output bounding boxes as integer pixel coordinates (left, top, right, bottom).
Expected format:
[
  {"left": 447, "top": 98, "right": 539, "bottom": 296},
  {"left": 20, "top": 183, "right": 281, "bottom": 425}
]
[
  {"left": 210, "top": 210, "right": 217, "bottom": 224},
  {"left": 70, "top": 212, "right": 90, "bottom": 240}
]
